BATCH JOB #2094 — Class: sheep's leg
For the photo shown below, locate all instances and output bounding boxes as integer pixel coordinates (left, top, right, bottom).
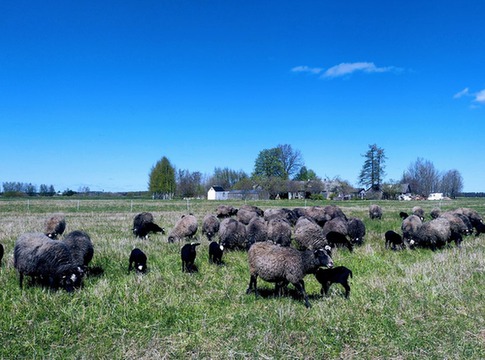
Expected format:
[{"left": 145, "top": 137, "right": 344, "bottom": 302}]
[
  {"left": 343, "top": 282, "right": 351, "bottom": 298},
  {"left": 294, "top": 280, "right": 311, "bottom": 308},
  {"left": 19, "top": 273, "right": 24, "bottom": 289},
  {"left": 246, "top": 275, "right": 258, "bottom": 296}
]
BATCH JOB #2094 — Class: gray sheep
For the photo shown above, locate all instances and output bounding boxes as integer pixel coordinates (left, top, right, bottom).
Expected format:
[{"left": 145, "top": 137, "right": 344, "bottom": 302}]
[
  {"left": 202, "top": 214, "right": 220, "bottom": 241},
  {"left": 440, "top": 212, "right": 471, "bottom": 247},
  {"left": 412, "top": 206, "right": 425, "bottom": 221},
  {"left": 322, "top": 217, "right": 348, "bottom": 238},
  {"left": 369, "top": 204, "right": 382, "bottom": 220},
  {"left": 215, "top": 205, "right": 238, "bottom": 218},
  {"left": 44, "top": 213, "right": 66, "bottom": 239},
  {"left": 264, "top": 208, "right": 299, "bottom": 226},
  {"left": 430, "top": 208, "right": 441, "bottom": 219},
  {"left": 294, "top": 217, "right": 327, "bottom": 250},
  {"left": 246, "top": 216, "right": 268, "bottom": 246},
  {"left": 237, "top": 207, "right": 260, "bottom": 225},
  {"left": 414, "top": 218, "right": 451, "bottom": 251},
  {"left": 168, "top": 214, "right": 198, "bottom": 243},
  {"left": 218, "top": 218, "right": 248, "bottom": 250},
  {"left": 347, "top": 217, "right": 366, "bottom": 245},
  {"left": 401, "top": 214, "right": 423, "bottom": 246},
  {"left": 304, "top": 206, "right": 328, "bottom": 227},
  {"left": 451, "top": 208, "right": 483, "bottom": 235},
  {"left": 267, "top": 218, "right": 292, "bottom": 247},
  {"left": 246, "top": 241, "right": 334, "bottom": 308},
  {"left": 62, "top": 230, "right": 94, "bottom": 270},
  {"left": 14, "top": 232, "right": 83, "bottom": 292}
]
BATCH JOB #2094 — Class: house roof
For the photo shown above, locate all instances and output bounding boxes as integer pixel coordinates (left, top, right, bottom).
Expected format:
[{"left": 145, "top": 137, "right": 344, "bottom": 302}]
[{"left": 210, "top": 186, "right": 225, "bottom": 192}]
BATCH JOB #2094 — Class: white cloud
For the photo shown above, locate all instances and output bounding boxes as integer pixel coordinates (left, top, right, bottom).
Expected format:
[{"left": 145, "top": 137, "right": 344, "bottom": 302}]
[
  {"left": 322, "top": 62, "right": 394, "bottom": 78},
  {"left": 474, "top": 89, "right": 485, "bottom": 103},
  {"left": 291, "top": 65, "right": 323, "bottom": 74},
  {"left": 453, "top": 88, "right": 469, "bottom": 99}
]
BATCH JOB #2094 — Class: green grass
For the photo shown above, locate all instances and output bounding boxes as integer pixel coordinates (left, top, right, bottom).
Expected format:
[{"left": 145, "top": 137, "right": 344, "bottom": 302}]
[{"left": 1, "top": 198, "right": 485, "bottom": 359}]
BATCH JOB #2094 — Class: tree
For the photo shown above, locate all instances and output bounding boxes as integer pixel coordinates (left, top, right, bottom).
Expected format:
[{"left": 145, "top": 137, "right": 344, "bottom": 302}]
[
  {"left": 252, "top": 148, "right": 285, "bottom": 178},
  {"left": 441, "top": 169, "right": 463, "bottom": 198},
  {"left": 176, "top": 169, "right": 204, "bottom": 198},
  {"left": 148, "top": 156, "right": 176, "bottom": 199},
  {"left": 402, "top": 158, "right": 440, "bottom": 197},
  {"left": 277, "top": 144, "right": 304, "bottom": 180},
  {"left": 359, "top": 144, "right": 387, "bottom": 189},
  {"left": 209, "top": 167, "right": 248, "bottom": 190},
  {"left": 293, "top": 166, "right": 319, "bottom": 181}
]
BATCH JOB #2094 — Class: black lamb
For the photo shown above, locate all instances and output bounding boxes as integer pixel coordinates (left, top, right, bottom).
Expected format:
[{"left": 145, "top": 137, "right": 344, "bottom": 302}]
[
  {"left": 325, "top": 231, "right": 353, "bottom": 252},
  {"left": 315, "top": 266, "right": 353, "bottom": 298},
  {"left": 208, "top": 241, "right": 224, "bottom": 265},
  {"left": 385, "top": 230, "right": 404, "bottom": 250},
  {"left": 128, "top": 248, "right": 148, "bottom": 273},
  {"left": 181, "top": 242, "right": 200, "bottom": 273},
  {"left": 133, "top": 212, "right": 165, "bottom": 239}
]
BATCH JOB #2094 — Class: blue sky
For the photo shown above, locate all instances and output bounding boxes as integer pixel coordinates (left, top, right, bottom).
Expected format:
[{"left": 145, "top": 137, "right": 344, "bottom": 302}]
[{"left": 1, "top": 1, "right": 484, "bottom": 193}]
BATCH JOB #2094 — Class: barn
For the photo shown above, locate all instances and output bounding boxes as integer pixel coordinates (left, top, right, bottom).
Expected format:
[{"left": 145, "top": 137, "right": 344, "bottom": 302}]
[{"left": 207, "top": 186, "right": 229, "bottom": 200}]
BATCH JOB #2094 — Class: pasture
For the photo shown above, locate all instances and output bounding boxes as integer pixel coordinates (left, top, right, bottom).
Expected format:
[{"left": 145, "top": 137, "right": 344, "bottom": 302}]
[{"left": 1, "top": 197, "right": 484, "bottom": 359}]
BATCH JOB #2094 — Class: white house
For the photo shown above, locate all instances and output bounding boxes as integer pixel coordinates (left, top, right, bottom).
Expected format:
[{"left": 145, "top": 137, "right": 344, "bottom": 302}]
[{"left": 207, "top": 186, "right": 229, "bottom": 200}]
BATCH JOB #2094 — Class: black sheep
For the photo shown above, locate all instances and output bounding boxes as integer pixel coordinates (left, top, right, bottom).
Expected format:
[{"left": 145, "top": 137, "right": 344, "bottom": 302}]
[
  {"left": 133, "top": 212, "right": 165, "bottom": 239},
  {"left": 325, "top": 231, "right": 353, "bottom": 252},
  {"left": 475, "top": 222, "right": 485, "bottom": 237},
  {"left": 181, "top": 242, "right": 200, "bottom": 273},
  {"left": 399, "top": 212, "right": 409, "bottom": 220},
  {"left": 385, "top": 230, "right": 404, "bottom": 250},
  {"left": 209, "top": 241, "right": 224, "bottom": 265},
  {"left": 315, "top": 266, "right": 353, "bottom": 298},
  {"left": 128, "top": 248, "right": 148, "bottom": 273}
]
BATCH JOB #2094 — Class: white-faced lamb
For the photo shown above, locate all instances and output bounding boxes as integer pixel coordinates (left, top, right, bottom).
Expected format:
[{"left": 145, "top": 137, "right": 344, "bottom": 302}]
[
  {"left": 347, "top": 217, "right": 366, "bottom": 245},
  {"left": 14, "top": 232, "right": 84, "bottom": 292},
  {"left": 325, "top": 231, "right": 353, "bottom": 252},
  {"left": 246, "top": 216, "right": 268, "bottom": 246},
  {"left": 369, "top": 204, "right": 383, "bottom": 220},
  {"left": 412, "top": 206, "right": 425, "bottom": 221},
  {"left": 246, "top": 241, "right": 334, "bottom": 308},
  {"left": 401, "top": 214, "right": 423, "bottom": 246},
  {"left": 294, "top": 217, "right": 327, "bottom": 250},
  {"left": 132, "top": 212, "right": 165, "bottom": 239},
  {"left": 168, "top": 214, "right": 198, "bottom": 243},
  {"left": 202, "top": 214, "right": 220, "bottom": 241},
  {"left": 128, "top": 248, "right": 148, "bottom": 273},
  {"left": 385, "top": 230, "right": 404, "bottom": 250},
  {"left": 181, "top": 242, "right": 200, "bottom": 273},
  {"left": 314, "top": 266, "right": 353, "bottom": 298},
  {"left": 44, "top": 213, "right": 66, "bottom": 239},
  {"left": 215, "top": 205, "right": 238, "bottom": 219},
  {"left": 209, "top": 241, "right": 224, "bottom": 265},
  {"left": 267, "top": 217, "right": 292, "bottom": 247},
  {"left": 218, "top": 218, "right": 248, "bottom": 250},
  {"left": 62, "top": 230, "right": 94, "bottom": 270}
]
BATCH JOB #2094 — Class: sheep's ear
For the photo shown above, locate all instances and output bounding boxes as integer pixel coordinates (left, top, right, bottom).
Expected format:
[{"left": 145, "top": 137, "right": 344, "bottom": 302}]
[{"left": 324, "top": 245, "right": 332, "bottom": 252}]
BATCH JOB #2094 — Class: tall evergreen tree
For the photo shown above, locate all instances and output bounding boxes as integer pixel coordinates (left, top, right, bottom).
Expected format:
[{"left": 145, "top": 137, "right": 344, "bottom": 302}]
[{"left": 359, "top": 144, "right": 387, "bottom": 189}]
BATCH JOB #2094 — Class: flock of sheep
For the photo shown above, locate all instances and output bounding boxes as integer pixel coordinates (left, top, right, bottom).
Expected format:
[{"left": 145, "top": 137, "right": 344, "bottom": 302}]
[{"left": 3, "top": 202, "right": 483, "bottom": 308}]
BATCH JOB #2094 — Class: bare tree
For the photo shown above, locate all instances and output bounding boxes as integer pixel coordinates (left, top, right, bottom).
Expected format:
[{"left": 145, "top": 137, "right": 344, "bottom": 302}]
[
  {"left": 441, "top": 169, "right": 463, "bottom": 198},
  {"left": 277, "top": 144, "right": 304, "bottom": 180},
  {"left": 402, "top": 158, "right": 440, "bottom": 197}
]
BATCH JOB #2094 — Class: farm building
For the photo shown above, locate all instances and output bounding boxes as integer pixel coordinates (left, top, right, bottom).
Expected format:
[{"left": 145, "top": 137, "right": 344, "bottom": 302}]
[{"left": 207, "top": 186, "right": 229, "bottom": 200}]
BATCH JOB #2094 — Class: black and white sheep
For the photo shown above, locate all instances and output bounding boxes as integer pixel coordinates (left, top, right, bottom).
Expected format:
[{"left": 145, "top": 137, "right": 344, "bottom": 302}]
[
  {"left": 202, "top": 214, "right": 220, "bottom": 241},
  {"left": 267, "top": 218, "right": 292, "bottom": 247},
  {"left": 208, "top": 241, "right": 224, "bottom": 265},
  {"left": 347, "top": 217, "right": 366, "bottom": 245},
  {"left": 132, "top": 212, "right": 165, "bottom": 239},
  {"left": 62, "top": 230, "right": 94, "bottom": 270},
  {"left": 128, "top": 248, "right": 148, "bottom": 273},
  {"left": 246, "top": 216, "right": 268, "bottom": 246},
  {"left": 314, "top": 266, "right": 353, "bottom": 298},
  {"left": 369, "top": 204, "right": 383, "bottom": 220},
  {"left": 44, "top": 213, "right": 66, "bottom": 239},
  {"left": 246, "top": 241, "right": 334, "bottom": 308},
  {"left": 325, "top": 231, "right": 353, "bottom": 252},
  {"left": 294, "top": 217, "right": 326, "bottom": 250},
  {"left": 168, "top": 214, "right": 198, "bottom": 243},
  {"left": 181, "top": 242, "right": 200, "bottom": 273},
  {"left": 412, "top": 206, "right": 425, "bottom": 221},
  {"left": 14, "top": 232, "right": 83, "bottom": 292},
  {"left": 218, "top": 218, "right": 248, "bottom": 250},
  {"left": 385, "top": 230, "right": 404, "bottom": 250}
]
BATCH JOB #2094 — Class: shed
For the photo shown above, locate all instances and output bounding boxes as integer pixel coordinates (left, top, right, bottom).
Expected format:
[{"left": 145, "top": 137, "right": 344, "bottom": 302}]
[{"left": 207, "top": 186, "right": 228, "bottom": 200}]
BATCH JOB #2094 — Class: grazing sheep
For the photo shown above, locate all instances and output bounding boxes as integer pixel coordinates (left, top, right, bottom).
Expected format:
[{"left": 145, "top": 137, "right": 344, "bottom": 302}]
[
  {"left": 44, "top": 213, "right": 66, "bottom": 239},
  {"left": 430, "top": 208, "right": 441, "bottom": 219},
  {"left": 246, "top": 241, "right": 334, "bottom": 308},
  {"left": 132, "top": 212, "right": 165, "bottom": 239},
  {"left": 325, "top": 231, "right": 353, "bottom": 252},
  {"left": 475, "top": 222, "right": 485, "bottom": 237},
  {"left": 440, "top": 212, "right": 471, "bottom": 247},
  {"left": 239, "top": 204, "right": 264, "bottom": 217},
  {"left": 209, "top": 241, "right": 224, "bottom": 265},
  {"left": 237, "top": 207, "right": 260, "bottom": 225},
  {"left": 412, "top": 206, "right": 425, "bottom": 221},
  {"left": 218, "top": 218, "right": 248, "bottom": 250},
  {"left": 315, "top": 266, "right": 353, "bottom": 298},
  {"left": 267, "top": 218, "right": 292, "bottom": 247},
  {"left": 399, "top": 211, "right": 409, "bottom": 220},
  {"left": 202, "top": 214, "right": 220, "bottom": 241},
  {"left": 181, "top": 242, "right": 200, "bottom": 273},
  {"left": 347, "top": 217, "right": 366, "bottom": 245},
  {"left": 168, "top": 214, "right": 198, "bottom": 243},
  {"left": 414, "top": 218, "right": 451, "bottom": 251},
  {"left": 322, "top": 217, "right": 348, "bottom": 238},
  {"left": 246, "top": 216, "right": 268, "bottom": 246},
  {"left": 292, "top": 207, "right": 308, "bottom": 219},
  {"left": 0, "top": 243, "right": 3, "bottom": 265},
  {"left": 215, "top": 205, "right": 238, "bottom": 218},
  {"left": 385, "top": 230, "right": 404, "bottom": 250},
  {"left": 128, "top": 248, "right": 148, "bottom": 273},
  {"left": 451, "top": 208, "right": 484, "bottom": 235},
  {"left": 323, "top": 205, "right": 348, "bottom": 222},
  {"left": 401, "top": 215, "right": 423, "bottom": 246},
  {"left": 369, "top": 204, "right": 383, "bottom": 220},
  {"left": 14, "top": 232, "right": 83, "bottom": 292},
  {"left": 305, "top": 206, "right": 328, "bottom": 227},
  {"left": 294, "top": 217, "right": 326, "bottom": 250},
  {"left": 264, "top": 208, "right": 298, "bottom": 226},
  {"left": 62, "top": 230, "right": 94, "bottom": 270}
]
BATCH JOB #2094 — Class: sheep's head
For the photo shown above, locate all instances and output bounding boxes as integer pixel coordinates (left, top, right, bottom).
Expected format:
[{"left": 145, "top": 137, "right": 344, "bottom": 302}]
[{"left": 315, "top": 247, "right": 333, "bottom": 268}]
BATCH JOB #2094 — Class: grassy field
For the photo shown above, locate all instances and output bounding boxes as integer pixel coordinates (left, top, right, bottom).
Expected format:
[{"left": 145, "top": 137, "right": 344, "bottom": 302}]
[{"left": 1, "top": 197, "right": 484, "bottom": 359}]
